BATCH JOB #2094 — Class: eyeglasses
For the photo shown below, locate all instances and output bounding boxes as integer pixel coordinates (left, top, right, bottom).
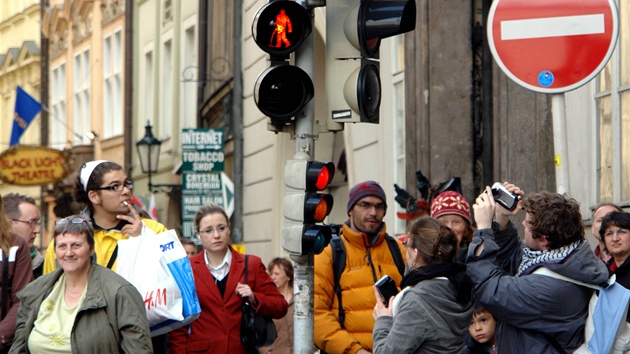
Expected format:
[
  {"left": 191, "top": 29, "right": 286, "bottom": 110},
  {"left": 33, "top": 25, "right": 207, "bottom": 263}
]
[
  {"left": 56, "top": 217, "right": 88, "bottom": 225},
  {"left": 93, "top": 180, "right": 133, "bottom": 193},
  {"left": 11, "top": 219, "right": 40, "bottom": 228},
  {"left": 355, "top": 201, "right": 386, "bottom": 212},
  {"left": 198, "top": 225, "right": 229, "bottom": 235},
  {"left": 604, "top": 229, "right": 630, "bottom": 238}
]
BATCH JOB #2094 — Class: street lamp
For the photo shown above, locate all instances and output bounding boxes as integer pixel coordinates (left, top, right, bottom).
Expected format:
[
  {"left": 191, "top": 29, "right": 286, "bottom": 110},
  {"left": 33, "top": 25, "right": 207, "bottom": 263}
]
[{"left": 136, "top": 121, "right": 180, "bottom": 195}]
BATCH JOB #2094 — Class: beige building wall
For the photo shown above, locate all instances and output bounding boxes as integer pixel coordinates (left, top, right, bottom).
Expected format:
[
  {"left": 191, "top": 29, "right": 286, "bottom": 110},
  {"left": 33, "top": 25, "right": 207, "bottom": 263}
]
[
  {"left": 0, "top": 1, "right": 42, "bottom": 245},
  {"left": 132, "top": 0, "right": 199, "bottom": 229}
]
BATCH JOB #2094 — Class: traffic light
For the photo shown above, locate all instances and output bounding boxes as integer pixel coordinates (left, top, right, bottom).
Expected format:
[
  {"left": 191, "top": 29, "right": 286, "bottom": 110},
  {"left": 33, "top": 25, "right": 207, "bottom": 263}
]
[
  {"left": 252, "top": 0, "right": 314, "bottom": 129},
  {"left": 326, "top": 0, "right": 416, "bottom": 130},
  {"left": 282, "top": 159, "right": 335, "bottom": 255}
]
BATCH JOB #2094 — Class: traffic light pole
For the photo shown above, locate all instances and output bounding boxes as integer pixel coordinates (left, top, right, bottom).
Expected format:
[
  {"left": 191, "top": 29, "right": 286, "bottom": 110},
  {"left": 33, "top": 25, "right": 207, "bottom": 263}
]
[{"left": 292, "top": 5, "right": 316, "bottom": 354}]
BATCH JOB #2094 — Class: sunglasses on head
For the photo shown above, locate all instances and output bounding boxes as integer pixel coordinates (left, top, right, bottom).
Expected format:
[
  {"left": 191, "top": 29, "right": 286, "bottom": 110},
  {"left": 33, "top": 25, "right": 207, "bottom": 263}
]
[{"left": 56, "top": 217, "right": 88, "bottom": 225}]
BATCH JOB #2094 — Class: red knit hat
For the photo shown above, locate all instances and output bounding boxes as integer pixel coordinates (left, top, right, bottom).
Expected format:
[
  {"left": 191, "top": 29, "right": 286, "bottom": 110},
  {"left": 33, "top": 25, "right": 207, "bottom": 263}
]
[{"left": 430, "top": 191, "right": 471, "bottom": 224}]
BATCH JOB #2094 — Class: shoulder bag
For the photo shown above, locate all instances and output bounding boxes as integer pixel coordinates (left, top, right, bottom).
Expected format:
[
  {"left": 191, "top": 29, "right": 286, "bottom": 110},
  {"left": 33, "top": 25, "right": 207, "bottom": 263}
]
[{"left": 240, "top": 254, "right": 277, "bottom": 348}]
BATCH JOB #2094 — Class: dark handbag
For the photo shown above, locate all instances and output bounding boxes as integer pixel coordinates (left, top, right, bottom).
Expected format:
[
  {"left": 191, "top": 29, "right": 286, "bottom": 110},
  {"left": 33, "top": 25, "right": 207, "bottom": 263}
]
[{"left": 240, "top": 255, "right": 277, "bottom": 348}]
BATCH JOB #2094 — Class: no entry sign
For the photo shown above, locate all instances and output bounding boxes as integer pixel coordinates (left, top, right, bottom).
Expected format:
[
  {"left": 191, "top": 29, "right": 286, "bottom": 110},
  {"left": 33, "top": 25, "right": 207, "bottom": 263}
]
[{"left": 488, "top": 0, "right": 619, "bottom": 93}]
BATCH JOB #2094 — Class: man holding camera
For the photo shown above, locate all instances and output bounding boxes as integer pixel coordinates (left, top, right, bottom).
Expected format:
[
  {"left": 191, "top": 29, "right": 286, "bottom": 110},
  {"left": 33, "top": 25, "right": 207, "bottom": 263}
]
[{"left": 466, "top": 182, "right": 609, "bottom": 353}]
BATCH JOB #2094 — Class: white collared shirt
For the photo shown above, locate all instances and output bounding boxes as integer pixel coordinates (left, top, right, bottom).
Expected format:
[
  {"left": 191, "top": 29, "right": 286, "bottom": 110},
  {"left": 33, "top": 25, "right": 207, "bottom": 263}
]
[{"left": 204, "top": 248, "right": 232, "bottom": 282}]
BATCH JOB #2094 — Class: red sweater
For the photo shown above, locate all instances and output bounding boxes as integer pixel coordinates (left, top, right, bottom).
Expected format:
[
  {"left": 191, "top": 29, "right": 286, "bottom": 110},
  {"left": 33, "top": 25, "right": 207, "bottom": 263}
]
[
  {"left": 0, "top": 234, "right": 33, "bottom": 343},
  {"left": 168, "top": 247, "right": 287, "bottom": 353}
]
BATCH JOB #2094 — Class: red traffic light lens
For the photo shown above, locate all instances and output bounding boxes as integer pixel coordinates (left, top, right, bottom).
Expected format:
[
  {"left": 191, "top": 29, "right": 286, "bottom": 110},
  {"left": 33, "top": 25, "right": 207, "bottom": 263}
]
[
  {"left": 252, "top": 1, "right": 313, "bottom": 57},
  {"left": 305, "top": 162, "right": 335, "bottom": 191}
]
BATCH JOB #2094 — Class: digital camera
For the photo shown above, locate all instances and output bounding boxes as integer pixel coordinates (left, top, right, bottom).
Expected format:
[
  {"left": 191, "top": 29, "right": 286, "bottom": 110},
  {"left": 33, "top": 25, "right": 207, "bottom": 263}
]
[{"left": 490, "top": 182, "right": 521, "bottom": 211}]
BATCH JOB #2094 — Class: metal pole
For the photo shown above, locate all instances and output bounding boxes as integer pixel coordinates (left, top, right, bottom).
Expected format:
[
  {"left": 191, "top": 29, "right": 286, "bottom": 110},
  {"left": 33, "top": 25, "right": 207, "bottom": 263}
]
[
  {"left": 551, "top": 94, "right": 569, "bottom": 194},
  {"left": 292, "top": 5, "right": 316, "bottom": 354}
]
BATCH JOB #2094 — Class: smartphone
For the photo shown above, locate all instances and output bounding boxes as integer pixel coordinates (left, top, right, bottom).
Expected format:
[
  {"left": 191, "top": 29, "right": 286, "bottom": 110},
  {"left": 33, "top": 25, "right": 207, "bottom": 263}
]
[
  {"left": 375, "top": 275, "right": 399, "bottom": 307},
  {"left": 490, "top": 182, "right": 521, "bottom": 211}
]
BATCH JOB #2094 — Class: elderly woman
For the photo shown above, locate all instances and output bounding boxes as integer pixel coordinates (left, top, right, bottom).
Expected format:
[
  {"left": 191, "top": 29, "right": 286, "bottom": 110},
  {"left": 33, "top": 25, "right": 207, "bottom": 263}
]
[
  {"left": 430, "top": 191, "right": 474, "bottom": 261},
  {"left": 601, "top": 211, "right": 630, "bottom": 287},
  {"left": 10, "top": 216, "right": 152, "bottom": 354},
  {"left": 168, "top": 204, "right": 287, "bottom": 353},
  {"left": 372, "top": 217, "right": 473, "bottom": 353}
]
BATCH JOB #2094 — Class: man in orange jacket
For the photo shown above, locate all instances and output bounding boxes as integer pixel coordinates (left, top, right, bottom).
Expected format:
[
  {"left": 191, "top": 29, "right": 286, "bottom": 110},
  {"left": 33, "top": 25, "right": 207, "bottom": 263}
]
[{"left": 314, "top": 181, "right": 405, "bottom": 354}]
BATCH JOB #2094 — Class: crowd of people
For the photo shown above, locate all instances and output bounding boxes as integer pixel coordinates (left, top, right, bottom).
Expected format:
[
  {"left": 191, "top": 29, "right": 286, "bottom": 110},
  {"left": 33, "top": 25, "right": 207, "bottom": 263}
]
[{"left": 1, "top": 158, "right": 629, "bottom": 353}]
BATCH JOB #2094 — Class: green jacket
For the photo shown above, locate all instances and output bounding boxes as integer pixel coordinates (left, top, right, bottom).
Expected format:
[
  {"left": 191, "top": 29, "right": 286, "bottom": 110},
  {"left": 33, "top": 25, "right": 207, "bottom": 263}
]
[{"left": 10, "top": 264, "right": 153, "bottom": 354}]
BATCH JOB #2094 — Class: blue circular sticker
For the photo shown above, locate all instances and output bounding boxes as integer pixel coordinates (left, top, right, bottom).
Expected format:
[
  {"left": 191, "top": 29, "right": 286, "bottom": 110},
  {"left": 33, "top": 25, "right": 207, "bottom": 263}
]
[{"left": 538, "top": 71, "right": 554, "bottom": 87}]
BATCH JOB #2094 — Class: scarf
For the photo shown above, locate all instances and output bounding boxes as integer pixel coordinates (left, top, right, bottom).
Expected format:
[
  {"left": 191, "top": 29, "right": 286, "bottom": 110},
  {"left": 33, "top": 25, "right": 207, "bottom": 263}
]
[
  {"left": 516, "top": 240, "right": 583, "bottom": 276},
  {"left": 400, "top": 262, "right": 473, "bottom": 305}
]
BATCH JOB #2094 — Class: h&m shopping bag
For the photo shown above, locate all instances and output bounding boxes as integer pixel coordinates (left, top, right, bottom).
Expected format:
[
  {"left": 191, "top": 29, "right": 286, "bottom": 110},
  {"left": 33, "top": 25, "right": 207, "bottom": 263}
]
[{"left": 116, "top": 228, "right": 201, "bottom": 336}]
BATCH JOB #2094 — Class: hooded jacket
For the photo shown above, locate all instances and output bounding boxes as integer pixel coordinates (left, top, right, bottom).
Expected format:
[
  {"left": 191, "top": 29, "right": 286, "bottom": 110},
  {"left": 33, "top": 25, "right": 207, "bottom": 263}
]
[
  {"left": 372, "top": 271, "right": 473, "bottom": 353},
  {"left": 466, "top": 222, "right": 610, "bottom": 354},
  {"left": 314, "top": 221, "right": 405, "bottom": 353},
  {"left": 10, "top": 264, "right": 152, "bottom": 354}
]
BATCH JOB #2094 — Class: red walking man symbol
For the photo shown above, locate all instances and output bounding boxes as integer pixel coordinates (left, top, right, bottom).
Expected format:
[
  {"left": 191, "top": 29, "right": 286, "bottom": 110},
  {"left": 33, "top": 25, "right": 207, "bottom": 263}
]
[{"left": 270, "top": 9, "right": 292, "bottom": 48}]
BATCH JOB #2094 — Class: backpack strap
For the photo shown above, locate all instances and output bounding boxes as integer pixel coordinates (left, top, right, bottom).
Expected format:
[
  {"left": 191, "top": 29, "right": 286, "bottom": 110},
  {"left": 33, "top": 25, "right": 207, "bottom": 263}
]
[
  {"left": 330, "top": 233, "right": 405, "bottom": 329},
  {"left": 244, "top": 254, "right": 249, "bottom": 285},
  {"left": 384, "top": 235, "right": 405, "bottom": 277},
  {"left": 330, "top": 234, "right": 346, "bottom": 329}
]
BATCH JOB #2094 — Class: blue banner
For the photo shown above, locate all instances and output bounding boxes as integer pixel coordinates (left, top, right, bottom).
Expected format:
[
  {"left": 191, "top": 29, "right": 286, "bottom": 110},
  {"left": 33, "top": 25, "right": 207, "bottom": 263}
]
[{"left": 10, "top": 86, "right": 42, "bottom": 147}]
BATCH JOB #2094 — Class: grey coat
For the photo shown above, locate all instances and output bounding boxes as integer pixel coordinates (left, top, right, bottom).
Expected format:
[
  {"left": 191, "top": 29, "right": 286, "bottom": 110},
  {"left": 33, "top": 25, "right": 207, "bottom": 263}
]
[
  {"left": 466, "top": 222, "right": 610, "bottom": 354},
  {"left": 10, "top": 264, "right": 153, "bottom": 354},
  {"left": 372, "top": 277, "right": 473, "bottom": 354}
]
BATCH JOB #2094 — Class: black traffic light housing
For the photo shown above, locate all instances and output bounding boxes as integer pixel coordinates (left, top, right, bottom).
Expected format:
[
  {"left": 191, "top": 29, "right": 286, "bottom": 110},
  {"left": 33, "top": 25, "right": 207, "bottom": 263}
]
[
  {"left": 326, "top": 0, "right": 416, "bottom": 130},
  {"left": 282, "top": 160, "right": 335, "bottom": 255},
  {"left": 252, "top": 0, "right": 314, "bottom": 129}
]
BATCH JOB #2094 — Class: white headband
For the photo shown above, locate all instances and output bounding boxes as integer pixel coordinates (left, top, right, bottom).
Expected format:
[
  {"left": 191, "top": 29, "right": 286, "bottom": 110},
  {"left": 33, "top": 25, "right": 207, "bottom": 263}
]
[{"left": 80, "top": 160, "right": 107, "bottom": 191}]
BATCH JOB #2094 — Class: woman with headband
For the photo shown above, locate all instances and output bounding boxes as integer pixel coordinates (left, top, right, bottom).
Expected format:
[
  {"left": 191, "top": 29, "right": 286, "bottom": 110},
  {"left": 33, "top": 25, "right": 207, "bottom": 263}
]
[
  {"left": 42, "top": 160, "right": 169, "bottom": 353},
  {"left": 43, "top": 160, "right": 167, "bottom": 272}
]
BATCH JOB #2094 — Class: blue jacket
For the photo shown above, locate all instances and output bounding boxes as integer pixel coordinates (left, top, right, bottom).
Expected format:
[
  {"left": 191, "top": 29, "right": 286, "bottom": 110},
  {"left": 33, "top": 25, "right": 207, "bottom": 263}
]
[{"left": 466, "top": 222, "right": 609, "bottom": 353}]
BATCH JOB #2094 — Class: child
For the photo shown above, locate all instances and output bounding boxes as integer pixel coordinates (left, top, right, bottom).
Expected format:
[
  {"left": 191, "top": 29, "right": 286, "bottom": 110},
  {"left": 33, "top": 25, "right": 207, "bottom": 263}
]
[{"left": 464, "top": 301, "right": 497, "bottom": 354}]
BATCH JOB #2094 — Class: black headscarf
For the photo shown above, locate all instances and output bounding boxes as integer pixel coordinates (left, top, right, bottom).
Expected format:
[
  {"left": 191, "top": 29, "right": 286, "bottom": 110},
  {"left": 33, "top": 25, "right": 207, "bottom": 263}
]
[{"left": 400, "top": 262, "right": 473, "bottom": 305}]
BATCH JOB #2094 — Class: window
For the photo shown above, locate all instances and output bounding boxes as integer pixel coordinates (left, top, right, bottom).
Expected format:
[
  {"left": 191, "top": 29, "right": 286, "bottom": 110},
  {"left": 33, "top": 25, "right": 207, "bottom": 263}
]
[
  {"left": 103, "top": 30, "right": 123, "bottom": 138},
  {"left": 595, "top": 0, "right": 630, "bottom": 202},
  {"left": 143, "top": 50, "right": 154, "bottom": 130},
  {"left": 51, "top": 63, "right": 66, "bottom": 149},
  {"left": 73, "top": 50, "right": 90, "bottom": 144},
  {"left": 181, "top": 25, "right": 197, "bottom": 128},
  {"left": 160, "top": 38, "right": 173, "bottom": 138},
  {"left": 392, "top": 34, "right": 407, "bottom": 234}
]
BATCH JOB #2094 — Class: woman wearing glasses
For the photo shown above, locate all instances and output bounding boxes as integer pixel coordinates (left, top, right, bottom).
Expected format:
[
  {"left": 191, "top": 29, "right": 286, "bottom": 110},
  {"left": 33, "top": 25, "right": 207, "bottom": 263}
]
[
  {"left": 600, "top": 211, "right": 630, "bottom": 290},
  {"left": 10, "top": 216, "right": 152, "bottom": 353},
  {"left": 43, "top": 160, "right": 167, "bottom": 273},
  {"left": 168, "top": 204, "right": 288, "bottom": 354},
  {"left": 0, "top": 195, "right": 33, "bottom": 353}
]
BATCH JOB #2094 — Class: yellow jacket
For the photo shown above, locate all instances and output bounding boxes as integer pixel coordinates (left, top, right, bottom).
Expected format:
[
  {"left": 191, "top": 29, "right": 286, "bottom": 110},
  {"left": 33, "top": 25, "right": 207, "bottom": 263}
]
[
  {"left": 43, "top": 218, "right": 167, "bottom": 273},
  {"left": 314, "top": 221, "right": 405, "bottom": 353}
]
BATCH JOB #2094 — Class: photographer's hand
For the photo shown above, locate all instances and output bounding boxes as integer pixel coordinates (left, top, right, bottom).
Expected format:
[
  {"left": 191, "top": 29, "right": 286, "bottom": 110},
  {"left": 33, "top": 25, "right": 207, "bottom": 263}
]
[
  {"left": 495, "top": 182, "right": 524, "bottom": 230},
  {"left": 472, "top": 187, "right": 496, "bottom": 256}
]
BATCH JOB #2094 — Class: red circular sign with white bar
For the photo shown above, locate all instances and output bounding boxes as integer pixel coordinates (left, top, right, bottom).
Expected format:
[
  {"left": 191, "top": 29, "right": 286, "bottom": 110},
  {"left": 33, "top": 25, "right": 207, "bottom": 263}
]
[{"left": 488, "top": 0, "right": 619, "bottom": 93}]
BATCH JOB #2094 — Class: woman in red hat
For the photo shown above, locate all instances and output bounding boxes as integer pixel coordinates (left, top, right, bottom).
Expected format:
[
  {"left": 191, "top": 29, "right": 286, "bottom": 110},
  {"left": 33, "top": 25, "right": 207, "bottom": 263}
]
[{"left": 430, "top": 191, "right": 474, "bottom": 261}]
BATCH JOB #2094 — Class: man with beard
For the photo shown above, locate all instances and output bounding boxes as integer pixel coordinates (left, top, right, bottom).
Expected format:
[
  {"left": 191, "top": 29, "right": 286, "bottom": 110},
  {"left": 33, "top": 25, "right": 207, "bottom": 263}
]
[{"left": 314, "top": 181, "right": 405, "bottom": 354}]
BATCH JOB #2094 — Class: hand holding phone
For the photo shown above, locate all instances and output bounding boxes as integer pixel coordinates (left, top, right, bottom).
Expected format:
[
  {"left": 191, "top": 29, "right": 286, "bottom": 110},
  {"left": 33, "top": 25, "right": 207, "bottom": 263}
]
[{"left": 375, "top": 275, "right": 399, "bottom": 307}]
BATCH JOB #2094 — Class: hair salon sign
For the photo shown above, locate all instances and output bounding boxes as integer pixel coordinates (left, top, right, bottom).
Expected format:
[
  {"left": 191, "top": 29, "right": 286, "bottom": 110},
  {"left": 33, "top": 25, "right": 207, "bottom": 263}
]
[{"left": 0, "top": 146, "right": 74, "bottom": 185}]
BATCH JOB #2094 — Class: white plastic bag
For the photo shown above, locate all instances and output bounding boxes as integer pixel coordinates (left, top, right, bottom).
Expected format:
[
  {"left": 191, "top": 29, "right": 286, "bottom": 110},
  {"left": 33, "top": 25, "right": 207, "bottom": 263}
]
[{"left": 116, "top": 228, "right": 200, "bottom": 336}]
